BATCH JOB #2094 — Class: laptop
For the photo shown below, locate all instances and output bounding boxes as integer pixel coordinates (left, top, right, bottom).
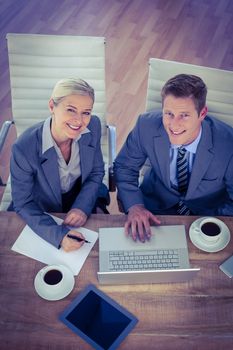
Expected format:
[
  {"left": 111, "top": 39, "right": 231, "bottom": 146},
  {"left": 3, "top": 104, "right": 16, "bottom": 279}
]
[{"left": 97, "top": 225, "right": 200, "bottom": 285}]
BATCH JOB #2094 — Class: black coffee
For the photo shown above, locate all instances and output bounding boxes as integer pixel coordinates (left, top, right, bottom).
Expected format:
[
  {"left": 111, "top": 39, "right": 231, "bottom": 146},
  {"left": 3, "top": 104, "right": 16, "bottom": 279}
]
[
  {"left": 201, "top": 222, "right": 221, "bottom": 236},
  {"left": 44, "top": 269, "right": 63, "bottom": 285}
]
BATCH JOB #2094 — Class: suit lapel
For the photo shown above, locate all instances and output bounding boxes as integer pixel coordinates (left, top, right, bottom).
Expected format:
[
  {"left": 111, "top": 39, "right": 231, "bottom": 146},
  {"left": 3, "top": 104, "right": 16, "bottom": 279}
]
[
  {"left": 186, "top": 122, "right": 214, "bottom": 197},
  {"left": 39, "top": 127, "right": 92, "bottom": 205},
  {"left": 153, "top": 124, "right": 171, "bottom": 188},
  {"left": 40, "top": 148, "right": 62, "bottom": 205}
]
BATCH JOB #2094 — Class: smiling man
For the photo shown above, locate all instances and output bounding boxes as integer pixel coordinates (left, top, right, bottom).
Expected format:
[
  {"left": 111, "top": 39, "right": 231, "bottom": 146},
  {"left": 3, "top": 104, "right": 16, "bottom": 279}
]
[{"left": 114, "top": 74, "right": 233, "bottom": 242}]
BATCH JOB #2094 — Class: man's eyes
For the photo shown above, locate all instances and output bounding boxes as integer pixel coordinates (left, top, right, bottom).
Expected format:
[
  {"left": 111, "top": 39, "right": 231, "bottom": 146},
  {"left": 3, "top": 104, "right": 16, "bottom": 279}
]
[
  {"left": 164, "top": 112, "right": 190, "bottom": 119},
  {"left": 164, "top": 112, "right": 173, "bottom": 117}
]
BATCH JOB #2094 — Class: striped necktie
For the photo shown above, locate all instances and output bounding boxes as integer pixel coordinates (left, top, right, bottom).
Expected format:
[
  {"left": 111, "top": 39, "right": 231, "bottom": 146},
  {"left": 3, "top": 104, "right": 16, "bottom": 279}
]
[{"left": 177, "top": 147, "right": 190, "bottom": 215}]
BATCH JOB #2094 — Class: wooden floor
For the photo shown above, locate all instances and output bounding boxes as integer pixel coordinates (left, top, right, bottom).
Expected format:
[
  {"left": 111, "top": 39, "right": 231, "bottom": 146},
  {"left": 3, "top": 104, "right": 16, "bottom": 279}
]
[{"left": 0, "top": 0, "right": 233, "bottom": 212}]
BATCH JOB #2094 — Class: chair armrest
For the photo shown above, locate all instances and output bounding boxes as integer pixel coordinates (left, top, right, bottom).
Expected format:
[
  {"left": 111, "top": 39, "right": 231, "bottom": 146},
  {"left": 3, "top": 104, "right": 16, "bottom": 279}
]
[
  {"left": 139, "top": 158, "right": 152, "bottom": 186},
  {"left": 107, "top": 124, "right": 116, "bottom": 192},
  {"left": 0, "top": 121, "right": 14, "bottom": 153},
  {"left": 0, "top": 120, "right": 15, "bottom": 186}
]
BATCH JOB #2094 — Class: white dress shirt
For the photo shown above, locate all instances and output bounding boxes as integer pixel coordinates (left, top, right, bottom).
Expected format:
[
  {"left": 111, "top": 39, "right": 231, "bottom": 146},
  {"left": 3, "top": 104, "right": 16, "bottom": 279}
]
[{"left": 42, "top": 117, "right": 90, "bottom": 193}]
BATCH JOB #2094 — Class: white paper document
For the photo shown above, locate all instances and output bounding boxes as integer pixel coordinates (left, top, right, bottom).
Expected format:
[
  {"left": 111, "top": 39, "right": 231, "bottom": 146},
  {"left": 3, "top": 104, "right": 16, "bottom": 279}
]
[{"left": 11, "top": 215, "right": 98, "bottom": 276}]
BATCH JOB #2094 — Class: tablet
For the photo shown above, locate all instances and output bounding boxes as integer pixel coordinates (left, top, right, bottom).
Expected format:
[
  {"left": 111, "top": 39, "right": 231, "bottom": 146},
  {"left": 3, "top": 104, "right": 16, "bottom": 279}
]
[{"left": 59, "top": 284, "right": 138, "bottom": 350}]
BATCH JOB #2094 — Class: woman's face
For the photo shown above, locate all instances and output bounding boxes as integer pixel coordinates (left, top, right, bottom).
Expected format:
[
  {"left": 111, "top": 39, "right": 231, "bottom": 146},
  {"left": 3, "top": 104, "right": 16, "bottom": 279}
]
[{"left": 49, "top": 94, "right": 93, "bottom": 143}]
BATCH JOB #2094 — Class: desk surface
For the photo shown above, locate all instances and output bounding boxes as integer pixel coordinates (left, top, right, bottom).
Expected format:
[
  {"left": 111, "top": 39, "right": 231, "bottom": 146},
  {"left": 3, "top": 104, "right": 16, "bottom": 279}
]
[{"left": 0, "top": 212, "right": 233, "bottom": 350}]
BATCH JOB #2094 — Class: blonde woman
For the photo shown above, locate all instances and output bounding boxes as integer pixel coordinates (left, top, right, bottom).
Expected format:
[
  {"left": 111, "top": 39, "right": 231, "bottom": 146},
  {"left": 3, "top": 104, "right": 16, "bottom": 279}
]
[{"left": 10, "top": 78, "right": 109, "bottom": 251}]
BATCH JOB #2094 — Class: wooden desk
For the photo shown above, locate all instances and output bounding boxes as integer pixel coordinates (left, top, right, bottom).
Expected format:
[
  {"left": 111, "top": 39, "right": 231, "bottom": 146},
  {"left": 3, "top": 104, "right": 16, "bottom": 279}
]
[{"left": 0, "top": 212, "right": 233, "bottom": 350}]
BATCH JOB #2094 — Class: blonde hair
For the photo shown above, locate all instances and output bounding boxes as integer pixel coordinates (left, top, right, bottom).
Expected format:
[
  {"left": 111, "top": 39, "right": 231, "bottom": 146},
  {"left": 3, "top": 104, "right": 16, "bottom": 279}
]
[{"left": 51, "top": 78, "right": 95, "bottom": 104}]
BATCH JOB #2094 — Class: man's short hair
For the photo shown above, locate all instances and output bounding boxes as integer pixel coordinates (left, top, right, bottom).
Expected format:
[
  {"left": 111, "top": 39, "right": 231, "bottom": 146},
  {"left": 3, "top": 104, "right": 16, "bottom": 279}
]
[{"left": 161, "top": 74, "right": 207, "bottom": 114}]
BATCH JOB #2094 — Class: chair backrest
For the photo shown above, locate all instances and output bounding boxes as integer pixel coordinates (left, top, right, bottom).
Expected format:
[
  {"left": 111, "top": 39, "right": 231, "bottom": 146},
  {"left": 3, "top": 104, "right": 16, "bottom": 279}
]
[
  {"left": 146, "top": 58, "right": 233, "bottom": 126},
  {"left": 139, "top": 58, "right": 233, "bottom": 182},
  {"left": 0, "top": 33, "right": 109, "bottom": 210}
]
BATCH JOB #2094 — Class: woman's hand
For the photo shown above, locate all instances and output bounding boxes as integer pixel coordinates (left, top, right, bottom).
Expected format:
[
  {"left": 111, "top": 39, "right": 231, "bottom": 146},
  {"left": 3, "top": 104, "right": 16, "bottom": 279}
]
[
  {"left": 63, "top": 208, "right": 87, "bottom": 227},
  {"left": 61, "top": 229, "right": 85, "bottom": 252}
]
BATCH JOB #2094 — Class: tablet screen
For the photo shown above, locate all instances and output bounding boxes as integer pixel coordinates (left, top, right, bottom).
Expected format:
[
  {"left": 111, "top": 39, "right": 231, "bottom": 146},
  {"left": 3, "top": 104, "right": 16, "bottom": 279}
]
[{"left": 59, "top": 284, "right": 138, "bottom": 350}]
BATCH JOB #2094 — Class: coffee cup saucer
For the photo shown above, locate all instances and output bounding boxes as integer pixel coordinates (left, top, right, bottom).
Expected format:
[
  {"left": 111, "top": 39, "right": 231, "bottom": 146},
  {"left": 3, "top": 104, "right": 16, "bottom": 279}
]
[
  {"left": 189, "top": 217, "right": 230, "bottom": 253},
  {"left": 34, "top": 265, "right": 75, "bottom": 301}
]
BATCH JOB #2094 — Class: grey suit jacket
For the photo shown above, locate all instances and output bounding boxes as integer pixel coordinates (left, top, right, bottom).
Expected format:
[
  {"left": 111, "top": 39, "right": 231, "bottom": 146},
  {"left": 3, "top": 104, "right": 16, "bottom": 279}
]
[
  {"left": 114, "top": 111, "right": 233, "bottom": 216},
  {"left": 10, "top": 115, "right": 105, "bottom": 247}
]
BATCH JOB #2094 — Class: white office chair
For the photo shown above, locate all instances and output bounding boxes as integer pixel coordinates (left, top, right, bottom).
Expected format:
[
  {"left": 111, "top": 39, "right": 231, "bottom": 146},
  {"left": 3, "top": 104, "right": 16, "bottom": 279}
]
[
  {"left": 0, "top": 33, "right": 116, "bottom": 210},
  {"left": 140, "top": 57, "right": 233, "bottom": 181},
  {"left": 146, "top": 58, "right": 233, "bottom": 124}
]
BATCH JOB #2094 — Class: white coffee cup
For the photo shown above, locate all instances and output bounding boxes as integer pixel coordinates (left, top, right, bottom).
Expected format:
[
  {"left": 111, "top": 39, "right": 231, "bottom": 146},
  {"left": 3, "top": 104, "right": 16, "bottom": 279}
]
[
  {"left": 194, "top": 217, "right": 223, "bottom": 244},
  {"left": 42, "top": 265, "right": 64, "bottom": 287},
  {"left": 34, "top": 265, "right": 75, "bottom": 300}
]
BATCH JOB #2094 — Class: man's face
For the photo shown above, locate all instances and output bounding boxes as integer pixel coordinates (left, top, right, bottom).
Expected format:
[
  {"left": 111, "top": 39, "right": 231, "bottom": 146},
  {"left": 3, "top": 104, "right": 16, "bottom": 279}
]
[{"left": 162, "top": 95, "right": 207, "bottom": 145}]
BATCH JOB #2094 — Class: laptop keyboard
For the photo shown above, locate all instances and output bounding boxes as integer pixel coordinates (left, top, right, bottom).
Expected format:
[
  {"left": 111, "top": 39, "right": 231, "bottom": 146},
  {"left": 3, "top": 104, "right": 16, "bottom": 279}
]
[{"left": 109, "top": 249, "right": 180, "bottom": 271}]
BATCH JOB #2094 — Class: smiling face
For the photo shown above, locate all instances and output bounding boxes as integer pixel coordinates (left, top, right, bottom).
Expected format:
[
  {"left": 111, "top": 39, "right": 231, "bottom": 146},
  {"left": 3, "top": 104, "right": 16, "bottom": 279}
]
[
  {"left": 162, "top": 95, "right": 207, "bottom": 145},
  {"left": 49, "top": 94, "right": 93, "bottom": 144}
]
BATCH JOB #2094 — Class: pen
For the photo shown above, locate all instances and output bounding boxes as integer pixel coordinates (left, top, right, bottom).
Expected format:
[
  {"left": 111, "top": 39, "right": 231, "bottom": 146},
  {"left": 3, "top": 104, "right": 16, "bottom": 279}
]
[{"left": 67, "top": 234, "right": 91, "bottom": 243}]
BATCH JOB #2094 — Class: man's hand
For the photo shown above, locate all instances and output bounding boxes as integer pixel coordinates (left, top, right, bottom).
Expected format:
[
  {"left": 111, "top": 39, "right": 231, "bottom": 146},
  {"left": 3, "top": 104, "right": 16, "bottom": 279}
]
[
  {"left": 61, "top": 229, "right": 85, "bottom": 252},
  {"left": 63, "top": 208, "right": 87, "bottom": 227},
  {"left": 125, "top": 205, "right": 161, "bottom": 242}
]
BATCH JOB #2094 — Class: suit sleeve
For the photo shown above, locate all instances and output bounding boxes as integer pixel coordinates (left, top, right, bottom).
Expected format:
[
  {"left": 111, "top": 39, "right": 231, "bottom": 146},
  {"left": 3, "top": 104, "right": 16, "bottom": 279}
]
[
  {"left": 217, "top": 153, "right": 233, "bottom": 215},
  {"left": 114, "top": 115, "right": 148, "bottom": 212},
  {"left": 10, "top": 142, "right": 69, "bottom": 248}
]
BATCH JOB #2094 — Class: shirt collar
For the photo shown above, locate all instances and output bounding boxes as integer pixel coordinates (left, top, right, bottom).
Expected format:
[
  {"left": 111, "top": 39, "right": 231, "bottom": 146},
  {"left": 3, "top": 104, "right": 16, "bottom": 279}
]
[
  {"left": 42, "top": 117, "right": 90, "bottom": 154},
  {"left": 171, "top": 126, "right": 202, "bottom": 154}
]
